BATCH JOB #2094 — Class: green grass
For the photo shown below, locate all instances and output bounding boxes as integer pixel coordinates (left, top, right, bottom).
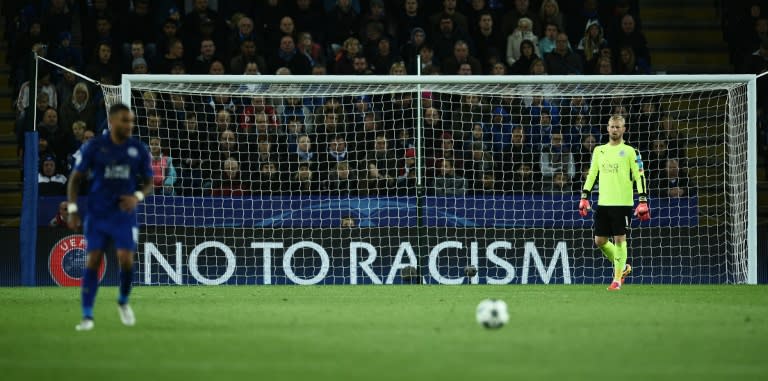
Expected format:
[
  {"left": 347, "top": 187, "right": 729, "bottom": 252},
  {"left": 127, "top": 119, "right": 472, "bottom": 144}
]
[{"left": 0, "top": 286, "right": 766, "bottom": 381}]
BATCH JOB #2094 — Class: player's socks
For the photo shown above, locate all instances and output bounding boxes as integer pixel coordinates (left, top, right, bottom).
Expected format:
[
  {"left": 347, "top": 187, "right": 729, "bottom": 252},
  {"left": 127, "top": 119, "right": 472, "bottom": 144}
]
[
  {"left": 118, "top": 268, "right": 134, "bottom": 305},
  {"left": 598, "top": 241, "right": 616, "bottom": 262},
  {"left": 81, "top": 267, "right": 99, "bottom": 319},
  {"left": 614, "top": 241, "right": 628, "bottom": 283}
]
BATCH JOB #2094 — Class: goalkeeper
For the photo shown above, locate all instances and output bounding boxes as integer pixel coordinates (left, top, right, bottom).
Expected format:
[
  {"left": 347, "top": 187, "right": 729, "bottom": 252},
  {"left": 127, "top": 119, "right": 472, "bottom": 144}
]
[{"left": 578, "top": 115, "right": 649, "bottom": 291}]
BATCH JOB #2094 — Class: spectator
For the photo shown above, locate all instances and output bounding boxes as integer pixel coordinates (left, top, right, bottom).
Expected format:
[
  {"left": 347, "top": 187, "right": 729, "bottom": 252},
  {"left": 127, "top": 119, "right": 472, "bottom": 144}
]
[
  {"left": 509, "top": 40, "right": 539, "bottom": 74},
  {"left": 173, "top": 113, "right": 204, "bottom": 196},
  {"left": 538, "top": 22, "right": 561, "bottom": 55},
  {"left": 502, "top": 0, "right": 539, "bottom": 38},
  {"left": 389, "top": 62, "right": 408, "bottom": 75},
  {"left": 157, "top": 39, "right": 185, "bottom": 74},
  {"left": 298, "top": 32, "right": 325, "bottom": 66},
  {"left": 577, "top": 19, "right": 607, "bottom": 71},
  {"left": 211, "top": 158, "right": 249, "bottom": 197},
  {"left": 85, "top": 42, "right": 119, "bottom": 82},
  {"left": 352, "top": 55, "right": 373, "bottom": 74},
  {"left": 149, "top": 137, "right": 177, "bottom": 196},
  {"left": 341, "top": 215, "right": 357, "bottom": 228},
  {"left": 334, "top": 37, "right": 362, "bottom": 74},
  {"left": 509, "top": 162, "right": 536, "bottom": 192},
  {"left": 442, "top": 40, "right": 482, "bottom": 75},
  {"left": 208, "top": 60, "right": 227, "bottom": 75},
  {"left": 68, "top": 129, "right": 95, "bottom": 173},
  {"left": 491, "top": 62, "right": 508, "bottom": 74},
  {"left": 358, "top": 0, "right": 393, "bottom": 52},
  {"left": 320, "top": 134, "right": 352, "bottom": 174},
  {"left": 429, "top": 0, "right": 469, "bottom": 36},
  {"left": 433, "top": 15, "right": 472, "bottom": 62},
  {"left": 269, "top": 35, "right": 312, "bottom": 74},
  {"left": 540, "top": 132, "right": 576, "bottom": 180},
  {"left": 616, "top": 45, "right": 648, "bottom": 74},
  {"left": 49, "top": 201, "right": 69, "bottom": 228},
  {"left": 475, "top": 172, "right": 502, "bottom": 193},
  {"left": 16, "top": 69, "right": 57, "bottom": 113},
  {"left": 55, "top": 68, "right": 78, "bottom": 106},
  {"left": 326, "top": 0, "right": 360, "bottom": 47},
  {"left": 288, "top": 134, "right": 317, "bottom": 171},
  {"left": 291, "top": 163, "right": 319, "bottom": 193},
  {"left": 359, "top": 161, "right": 394, "bottom": 196},
  {"left": 484, "top": 106, "right": 514, "bottom": 154},
  {"left": 366, "top": 134, "right": 398, "bottom": 179},
  {"left": 433, "top": 159, "right": 467, "bottom": 196},
  {"left": 655, "top": 158, "right": 691, "bottom": 198},
  {"left": 293, "top": 0, "right": 326, "bottom": 47},
  {"left": 130, "top": 57, "right": 149, "bottom": 74},
  {"left": 326, "top": 161, "right": 358, "bottom": 194},
  {"left": 595, "top": 56, "right": 613, "bottom": 75},
  {"left": 254, "top": 162, "right": 285, "bottom": 195},
  {"left": 191, "top": 38, "right": 220, "bottom": 74},
  {"left": 538, "top": 0, "right": 564, "bottom": 36},
  {"left": 228, "top": 16, "right": 263, "bottom": 58},
  {"left": 575, "top": 133, "right": 597, "bottom": 174},
  {"left": 269, "top": 16, "right": 297, "bottom": 55},
  {"left": 157, "top": 18, "right": 180, "bottom": 61},
  {"left": 506, "top": 17, "right": 539, "bottom": 66},
  {"left": 544, "top": 32, "right": 584, "bottom": 74},
  {"left": 38, "top": 108, "right": 70, "bottom": 160},
  {"left": 402, "top": 27, "right": 427, "bottom": 73},
  {"left": 529, "top": 58, "right": 547, "bottom": 74},
  {"left": 118, "top": 0, "right": 155, "bottom": 58},
  {"left": 182, "top": 0, "right": 227, "bottom": 59},
  {"left": 38, "top": 155, "right": 67, "bottom": 196},
  {"left": 547, "top": 172, "right": 571, "bottom": 192},
  {"left": 230, "top": 39, "right": 267, "bottom": 75},
  {"left": 51, "top": 32, "right": 83, "bottom": 72},
  {"left": 611, "top": 14, "right": 650, "bottom": 70},
  {"left": 503, "top": 126, "right": 534, "bottom": 174},
  {"left": 565, "top": 0, "right": 599, "bottom": 48},
  {"left": 471, "top": 11, "right": 505, "bottom": 72},
  {"left": 370, "top": 37, "right": 400, "bottom": 74},
  {"left": 418, "top": 45, "right": 439, "bottom": 73},
  {"left": 397, "top": 0, "right": 427, "bottom": 46},
  {"left": 42, "top": 0, "right": 73, "bottom": 46},
  {"left": 464, "top": 141, "right": 495, "bottom": 187},
  {"left": 59, "top": 83, "right": 95, "bottom": 134}
]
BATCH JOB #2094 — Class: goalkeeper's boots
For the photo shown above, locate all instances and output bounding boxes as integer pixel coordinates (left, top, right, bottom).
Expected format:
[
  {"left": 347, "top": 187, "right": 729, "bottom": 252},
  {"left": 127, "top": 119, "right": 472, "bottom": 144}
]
[
  {"left": 607, "top": 281, "right": 621, "bottom": 291},
  {"left": 118, "top": 303, "right": 136, "bottom": 326},
  {"left": 75, "top": 319, "right": 94, "bottom": 331},
  {"left": 620, "top": 264, "right": 632, "bottom": 285}
]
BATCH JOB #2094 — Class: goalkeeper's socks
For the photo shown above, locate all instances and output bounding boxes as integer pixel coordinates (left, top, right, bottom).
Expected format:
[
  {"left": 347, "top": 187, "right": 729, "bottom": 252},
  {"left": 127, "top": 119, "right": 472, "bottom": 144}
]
[
  {"left": 614, "top": 241, "right": 628, "bottom": 282},
  {"left": 598, "top": 241, "right": 616, "bottom": 262},
  {"left": 81, "top": 267, "right": 99, "bottom": 319},
  {"left": 118, "top": 269, "right": 134, "bottom": 305}
]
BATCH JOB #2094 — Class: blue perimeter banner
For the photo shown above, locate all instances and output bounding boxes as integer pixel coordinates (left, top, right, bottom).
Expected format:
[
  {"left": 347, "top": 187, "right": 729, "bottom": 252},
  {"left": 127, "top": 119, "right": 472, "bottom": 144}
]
[
  {"left": 26, "top": 226, "right": 730, "bottom": 287},
  {"left": 38, "top": 195, "right": 698, "bottom": 228}
]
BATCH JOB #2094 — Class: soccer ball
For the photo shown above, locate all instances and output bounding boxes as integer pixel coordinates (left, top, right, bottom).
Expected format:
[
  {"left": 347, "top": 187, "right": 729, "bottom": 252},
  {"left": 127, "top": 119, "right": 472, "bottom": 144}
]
[{"left": 475, "top": 299, "right": 509, "bottom": 329}]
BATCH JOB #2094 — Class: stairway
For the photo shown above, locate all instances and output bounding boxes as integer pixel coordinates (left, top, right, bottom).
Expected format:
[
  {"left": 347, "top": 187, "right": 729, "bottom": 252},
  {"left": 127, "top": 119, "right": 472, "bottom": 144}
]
[
  {"left": 0, "top": 16, "right": 22, "bottom": 227},
  {"left": 641, "top": 0, "right": 732, "bottom": 74}
]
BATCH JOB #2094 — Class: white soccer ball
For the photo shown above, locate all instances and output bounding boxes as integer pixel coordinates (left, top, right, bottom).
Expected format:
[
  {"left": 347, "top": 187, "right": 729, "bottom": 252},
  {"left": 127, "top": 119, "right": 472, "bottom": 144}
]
[{"left": 475, "top": 299, "right": 509, "bottom": 329}]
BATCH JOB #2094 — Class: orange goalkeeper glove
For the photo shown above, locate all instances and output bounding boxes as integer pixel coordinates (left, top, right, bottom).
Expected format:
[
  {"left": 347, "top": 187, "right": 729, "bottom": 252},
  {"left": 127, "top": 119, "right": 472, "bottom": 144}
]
[
  {"left": 578, "top": 191, "right": 591, "bottom": 217},
  {"left": 634, "top": 194, "right": 650, "bottom": 221}
]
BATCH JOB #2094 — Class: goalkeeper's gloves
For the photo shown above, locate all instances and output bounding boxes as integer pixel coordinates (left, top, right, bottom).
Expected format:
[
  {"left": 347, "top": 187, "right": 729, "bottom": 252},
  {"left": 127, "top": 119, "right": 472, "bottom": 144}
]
[
  {"left": 634, "top": 194, "right": 650, "bottom": 222},
  {"left": 578, "top": 191, "right": 591, "bottom": 217}
]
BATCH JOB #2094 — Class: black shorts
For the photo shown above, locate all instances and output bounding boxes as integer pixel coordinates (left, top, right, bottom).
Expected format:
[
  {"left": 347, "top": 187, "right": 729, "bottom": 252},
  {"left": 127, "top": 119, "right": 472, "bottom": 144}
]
[{"left": 593, "top": 206, "right": 633, "bottom": 237}]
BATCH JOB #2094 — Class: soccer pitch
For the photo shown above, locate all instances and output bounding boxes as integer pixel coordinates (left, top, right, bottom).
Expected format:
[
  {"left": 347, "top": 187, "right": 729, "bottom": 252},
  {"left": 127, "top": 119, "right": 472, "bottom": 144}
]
[{"left": 0, "top": 286, "right": 766, "bottom": 381}]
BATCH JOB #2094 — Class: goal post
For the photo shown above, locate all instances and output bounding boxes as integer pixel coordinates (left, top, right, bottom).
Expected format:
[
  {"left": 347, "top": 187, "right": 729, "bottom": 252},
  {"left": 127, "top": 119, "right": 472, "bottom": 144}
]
[{"left": 110, "top": 73, "right": 756, "bottom": 285}]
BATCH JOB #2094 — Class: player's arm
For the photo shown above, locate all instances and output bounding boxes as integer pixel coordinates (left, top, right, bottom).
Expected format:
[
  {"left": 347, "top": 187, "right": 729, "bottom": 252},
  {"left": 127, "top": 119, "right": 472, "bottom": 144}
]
[
  {"left": 66, "top": 170, "right": 84, "bottom": 230},
  {"left": 578, "top": 148, "right": 600, "bottom": 217},
  {"left": 119, "top": 146, "right": 155, "bottom": 211},
  {"left": 631, "top": 148, "right": 650, "bottom": 221}
]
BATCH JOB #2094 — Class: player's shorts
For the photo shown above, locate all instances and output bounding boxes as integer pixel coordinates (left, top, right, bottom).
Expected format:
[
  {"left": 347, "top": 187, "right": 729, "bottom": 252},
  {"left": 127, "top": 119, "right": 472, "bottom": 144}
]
[
  {"left": 84, "top": 215, "right": 139, "bottom": 252},
  {"left": 593, "top": 206, "right": 633, "bottom": 237}
]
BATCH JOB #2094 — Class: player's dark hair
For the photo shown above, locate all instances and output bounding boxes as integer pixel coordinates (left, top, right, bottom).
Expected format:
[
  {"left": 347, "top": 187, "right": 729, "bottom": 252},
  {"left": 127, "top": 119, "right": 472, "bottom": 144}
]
[{"left": 109, "top": 103, "right": 131, "bottom": 116}]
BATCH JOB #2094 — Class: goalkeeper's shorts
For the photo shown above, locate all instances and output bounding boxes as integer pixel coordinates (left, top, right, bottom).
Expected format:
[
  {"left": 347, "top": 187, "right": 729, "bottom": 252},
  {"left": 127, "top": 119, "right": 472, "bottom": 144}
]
[{"left": 593, "top": 206, "right": 633, "bottom": 237}]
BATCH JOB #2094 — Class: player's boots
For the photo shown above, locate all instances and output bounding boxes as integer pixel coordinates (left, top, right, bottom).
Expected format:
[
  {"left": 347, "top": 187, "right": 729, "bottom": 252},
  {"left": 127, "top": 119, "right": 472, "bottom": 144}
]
[
  {"left": 620, "top": 264, "right": 632, "bottom": 285},
  {"left": 118, "top": 304, "right": 136, "bottom": 326},
  {"left": 607, "top": 281, "right": 621, "bottom": 291},
  {"left": 75, "top": 319, "right": 94, "bottom": 331}
]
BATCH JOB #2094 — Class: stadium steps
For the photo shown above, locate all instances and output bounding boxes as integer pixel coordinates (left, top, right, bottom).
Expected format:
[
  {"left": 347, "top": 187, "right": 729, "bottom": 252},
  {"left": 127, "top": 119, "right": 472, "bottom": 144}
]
[
  {"left": 640, "top": 0, "right": 733, "bottom": 73},
  {"left": 0, "top": 20, "right": 21, "bottom": 227}
]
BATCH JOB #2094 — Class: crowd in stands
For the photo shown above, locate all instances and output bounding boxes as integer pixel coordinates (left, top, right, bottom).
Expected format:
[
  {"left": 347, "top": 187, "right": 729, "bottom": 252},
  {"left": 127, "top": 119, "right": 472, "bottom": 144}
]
[{"left": 4, "top": 0, "right": 696, "bottom": 200}]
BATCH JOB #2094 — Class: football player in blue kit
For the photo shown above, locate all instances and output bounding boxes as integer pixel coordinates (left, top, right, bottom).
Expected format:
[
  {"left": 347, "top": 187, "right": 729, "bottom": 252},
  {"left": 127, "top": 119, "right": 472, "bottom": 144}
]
[{"left": 67, "top": 103, "right": 154, "bottom": 331}]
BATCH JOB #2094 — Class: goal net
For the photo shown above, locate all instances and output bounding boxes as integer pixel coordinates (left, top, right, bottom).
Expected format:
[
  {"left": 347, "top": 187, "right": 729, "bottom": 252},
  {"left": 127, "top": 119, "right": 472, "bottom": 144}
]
[{"left": 106, "top": 75, "right": 754, "bottom": 285}]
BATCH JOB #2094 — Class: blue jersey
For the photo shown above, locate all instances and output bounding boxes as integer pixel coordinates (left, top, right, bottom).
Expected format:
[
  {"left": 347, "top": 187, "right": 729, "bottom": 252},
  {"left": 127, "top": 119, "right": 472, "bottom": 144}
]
[{"left": 74, "top": 134, "right": 153, "bottom": 220}]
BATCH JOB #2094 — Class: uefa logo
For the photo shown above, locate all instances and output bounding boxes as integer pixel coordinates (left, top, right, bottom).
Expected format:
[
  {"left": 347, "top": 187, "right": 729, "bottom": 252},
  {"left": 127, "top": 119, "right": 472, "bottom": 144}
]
[{"left": 48, "top": 235, "right": 106, "bottom": 287}]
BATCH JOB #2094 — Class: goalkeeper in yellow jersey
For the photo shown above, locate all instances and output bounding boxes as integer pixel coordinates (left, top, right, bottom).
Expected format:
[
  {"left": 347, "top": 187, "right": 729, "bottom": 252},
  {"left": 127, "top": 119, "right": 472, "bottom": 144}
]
[{"left": 578, "top": 115, "right": 650, "bottom": 291}]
